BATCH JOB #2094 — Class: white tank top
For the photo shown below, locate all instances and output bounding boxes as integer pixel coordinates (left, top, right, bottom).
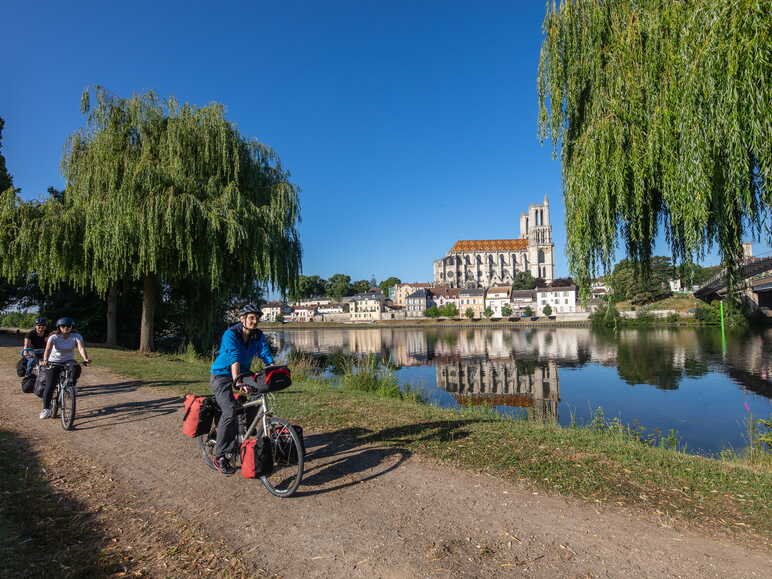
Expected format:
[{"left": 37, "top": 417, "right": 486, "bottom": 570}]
[{"left": 47, "top": 333, "right": 83, "bottom": 363}]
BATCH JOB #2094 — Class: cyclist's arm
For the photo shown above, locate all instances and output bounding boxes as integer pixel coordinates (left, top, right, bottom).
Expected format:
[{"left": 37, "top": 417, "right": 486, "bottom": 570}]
[
  {"left": 230, "top": 361, "right": 241, "bottom": 384},
  {"left": 22, "top": 336, "right": 32, "bottom": 356},
  {"left": 75, "top": 336, "right": 90, "bottom": 363},
  {"left": 42, "top": 336, "right": 54, "bottom": 364},
  {"left": 256, "top": 334, "right": 274, "bottom": 365}
]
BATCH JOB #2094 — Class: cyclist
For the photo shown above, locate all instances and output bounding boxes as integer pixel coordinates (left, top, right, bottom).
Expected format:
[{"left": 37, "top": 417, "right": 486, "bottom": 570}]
[
  {"left": 209, "top": 304, "right": 274, "bottom": 475},
  {"left": 22, "top": 317, "right": 49, "bottom": 373},
  {"left": 40, "top": 317, "right": 91, "bottom": 419}
]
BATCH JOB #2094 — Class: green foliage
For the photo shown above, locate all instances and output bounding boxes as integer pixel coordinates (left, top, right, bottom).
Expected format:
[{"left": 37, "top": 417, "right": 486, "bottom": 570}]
[
  {"left": 695, "top": 300, "right": 748, "bottom": 329},
  {"left": 464, "top": 307, "right": 474, "bottom": 319},
  {"left": 539, "top": 0, "right": 771, "bottom": 290},
  {"left": 378, "top": 276, "right": 401, "bottom": 297},
  {"left": 611, "top": 257, "right": 673, "bottom": 305},
  {"left": 522, "top": 305, "right": 534, "bottom": 318},
  {"left": 483, "top": 307, "right": 494, "bottom": 318},
  {"left": 666, "top": 312, "right": 680, "bottom": 323},
  {"left": 542, "top": 304, "right": 552, "bottom": 317},
  {"left": 501, "top": 303, "right": 513, "bottom": 317},
  {"left": 511, "top": 271, "right": 536, "bottom": 290},
  {"left": 0, "top": 311, "right": 37, "bottom": 328},
  {"left": 350, "top": 280, "right": 371, "bottom": 294},
  {"left": 290, "top": 275, "right": 327, "bottom": 301},
  {"left": 325, "top": 274, "right": 351, "bottom": 300},
  {"left": 590, "top": 301, "right": 621, "bottom": 328},
  {"left": 438, "top": 302, "right": 458, "bottom": 317},
  {"left": 0, "top": 118, "right": 13, "bottom": 194},
  {"left": 424, "top": 306, "right": 440, "bottom": 318},
  {"left": 758, "top": 416, "right": 772, "bottom": 448}
]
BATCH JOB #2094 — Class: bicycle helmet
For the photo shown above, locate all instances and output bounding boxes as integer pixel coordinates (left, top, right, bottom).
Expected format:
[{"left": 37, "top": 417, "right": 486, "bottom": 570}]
[
  {"left": 34, "top": 317, "right": 47, "bottom": 325},
  {"left": 239, "top": 304, "right": 263, "bottom": 318},
  {"left": 56, "top": 317, "right": 75, "bottom": 328}
]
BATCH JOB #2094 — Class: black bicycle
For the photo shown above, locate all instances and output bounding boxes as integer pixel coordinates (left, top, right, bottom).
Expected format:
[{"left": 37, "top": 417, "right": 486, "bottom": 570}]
[
  {"left": 198, "top": 368, "right": 304, "bottom": 497},
  {"left": 49, "top": 360, "right": 88, "bottom": 431}
]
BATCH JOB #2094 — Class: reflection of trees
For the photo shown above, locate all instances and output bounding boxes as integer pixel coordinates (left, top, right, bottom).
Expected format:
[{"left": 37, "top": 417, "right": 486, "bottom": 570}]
[{"left": 616, "top": 338, "right": 683, "bottom": 389}]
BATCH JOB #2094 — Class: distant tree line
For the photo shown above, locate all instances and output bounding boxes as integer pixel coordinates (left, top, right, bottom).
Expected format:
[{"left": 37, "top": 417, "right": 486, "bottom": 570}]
[{"left": 290, "top": 274, "right": 401, "bottom": 302}]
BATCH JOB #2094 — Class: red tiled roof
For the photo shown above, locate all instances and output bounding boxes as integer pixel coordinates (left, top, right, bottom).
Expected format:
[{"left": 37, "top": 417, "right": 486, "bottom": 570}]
[{"left": 450, "top": 239, "right": 527, "bottom": 252}]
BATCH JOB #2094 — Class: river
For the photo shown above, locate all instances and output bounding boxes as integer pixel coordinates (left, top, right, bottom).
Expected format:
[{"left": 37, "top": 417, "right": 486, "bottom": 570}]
[{"left": 266, "top": 325, "right": 771, "bottom": 456}]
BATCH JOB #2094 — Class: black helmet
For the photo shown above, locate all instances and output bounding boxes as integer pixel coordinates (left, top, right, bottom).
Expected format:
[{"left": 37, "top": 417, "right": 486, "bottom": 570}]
[
  {"left": 34, "top": 317, "right": 47, "bottom": 326},
  {"left": 56, "top": 317, "right": 75, "bottom": 328},
  {"left": 239, "top": 304, "right": 263, "bottom": 318}
]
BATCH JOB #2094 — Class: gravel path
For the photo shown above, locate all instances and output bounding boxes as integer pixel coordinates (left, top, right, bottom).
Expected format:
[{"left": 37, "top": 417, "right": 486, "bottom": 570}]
[{"left": 1, "top": 338, "right": 769, "bottom": 577}]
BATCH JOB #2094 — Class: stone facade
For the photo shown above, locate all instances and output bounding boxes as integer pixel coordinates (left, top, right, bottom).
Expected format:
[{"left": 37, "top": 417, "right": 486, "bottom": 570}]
[
  {"left": 433, "top": 197, "right": 555, "bottom": 288},
  {"left": 536, "top": 285, "right": 578, "bottom": 314}
]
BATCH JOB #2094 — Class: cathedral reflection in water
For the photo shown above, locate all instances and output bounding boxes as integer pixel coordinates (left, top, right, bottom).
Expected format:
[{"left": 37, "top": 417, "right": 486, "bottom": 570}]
[{"left": 435, "top": 358, "right": 559, "bottom": 421}]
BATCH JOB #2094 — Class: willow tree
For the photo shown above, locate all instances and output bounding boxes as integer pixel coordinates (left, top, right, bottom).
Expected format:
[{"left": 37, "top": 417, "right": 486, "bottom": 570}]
[
  {"left": 58, "top": 87, "right": 301, "bottom": 351},
  {"left": 538, "top": 0, "right": 770, "bottom": 291}
]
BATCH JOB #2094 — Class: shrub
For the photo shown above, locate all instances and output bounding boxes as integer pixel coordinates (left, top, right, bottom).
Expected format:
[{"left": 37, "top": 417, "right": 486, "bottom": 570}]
[
  {"left": 522, "top": 306, "right": 534, "bottom": 317},
  {"left": 464, "top": 308, "right": 474, "bottom": 319},
  {"left": 501, "top": 304, "right": 512, "bottom": 317},
  {"left": 424, "top": 306, "right": 440, "bottom": 318},
  {"left": 666, "top": 312, "right": 680, "bottom": 323},
  {"left": 0, "top": 312, "right": 38, "bottom": 329},
  {"left": 483, "top": 307, "right": 494, "bottom": 318},
  {"left": 542, "top": 304, "right": 552, "bottom": 317},
  {"left": 590, "top": 301, "right": 620, "bottom": 328}
]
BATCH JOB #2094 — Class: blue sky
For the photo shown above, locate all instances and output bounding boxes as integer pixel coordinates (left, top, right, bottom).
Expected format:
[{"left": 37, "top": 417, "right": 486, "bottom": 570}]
[{"left": 3, "top": 1, "right": 767, "bottom": 286}]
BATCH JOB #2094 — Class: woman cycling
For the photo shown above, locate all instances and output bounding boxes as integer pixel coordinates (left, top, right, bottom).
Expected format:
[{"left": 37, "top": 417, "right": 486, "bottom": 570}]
[{"left": 40, "top": 317, "right": 91, "bottom": 419}]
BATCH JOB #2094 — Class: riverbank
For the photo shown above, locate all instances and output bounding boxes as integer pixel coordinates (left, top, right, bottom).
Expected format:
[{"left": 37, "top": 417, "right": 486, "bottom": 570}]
[{"left": 83, "top": 345, "right": 772, "bottom": 544}]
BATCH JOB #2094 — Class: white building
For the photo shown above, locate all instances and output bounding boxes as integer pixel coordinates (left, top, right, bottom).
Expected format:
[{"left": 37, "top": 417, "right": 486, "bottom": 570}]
[
  {"left": 261, "top": 301, "right": 292, "bottom": 322},
  {"left": 289, "top": 306, "right": 317, "bottom": 322},
  {"left": 485, "top": 286, "right": 511, "bottom": 317},
  {"left": 433, "top": 197, "right": 555, "bottom": 288},
  {"left": 349, "top": 292, "right": 385, "bottom": 322},
  {"left": 536, "top": 285, "right": 578, "bottom": 315}
]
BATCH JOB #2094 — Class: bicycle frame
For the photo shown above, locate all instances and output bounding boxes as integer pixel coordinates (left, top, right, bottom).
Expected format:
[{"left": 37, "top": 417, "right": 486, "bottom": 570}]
[{"left": 237, "top": 394, "right": 273, "bottom": 442}]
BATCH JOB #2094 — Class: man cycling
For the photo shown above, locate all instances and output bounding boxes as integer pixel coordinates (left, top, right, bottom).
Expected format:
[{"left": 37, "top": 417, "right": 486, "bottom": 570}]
[
  {"left": 209, "top": 304, "right": 274, "bottom": 475},
  {"left": 22, "top": 317, "right": 49, "bottom": 374}
]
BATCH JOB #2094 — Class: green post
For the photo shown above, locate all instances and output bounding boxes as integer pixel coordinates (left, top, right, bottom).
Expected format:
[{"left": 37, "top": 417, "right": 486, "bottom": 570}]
[{"left": 720, "top": 300, "right": 727, "bottom": 354}]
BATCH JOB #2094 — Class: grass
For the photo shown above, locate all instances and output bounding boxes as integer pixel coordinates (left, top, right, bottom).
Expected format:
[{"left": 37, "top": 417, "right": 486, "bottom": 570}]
[
  {"left": 616, "top": 294, "right": 702, "bottom": 313},
  {"left": 77, "top": 345, "right": 772, "bottom": 543}
]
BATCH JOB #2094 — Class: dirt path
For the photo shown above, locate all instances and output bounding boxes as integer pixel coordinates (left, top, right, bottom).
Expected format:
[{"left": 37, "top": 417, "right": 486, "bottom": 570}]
[{"left": 1, "top": 340, "right": 769, "bottom": 578}]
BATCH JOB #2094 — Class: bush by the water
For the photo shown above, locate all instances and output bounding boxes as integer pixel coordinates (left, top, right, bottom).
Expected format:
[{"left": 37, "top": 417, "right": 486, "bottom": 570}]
[
  {"left": 340, "top": 355, "right": 421, "bottom": 402},
  {"left": 0, "top": 312, "right": 38, "bottom": 329},
  {"left": 695, "top": 300, "right": 748, "bottom": 328}
]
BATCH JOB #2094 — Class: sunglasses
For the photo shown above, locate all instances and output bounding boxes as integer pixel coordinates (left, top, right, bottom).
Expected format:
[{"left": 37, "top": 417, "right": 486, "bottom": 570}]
[{"left": 59, "top": 324, "right": 73, "bottom": 328}]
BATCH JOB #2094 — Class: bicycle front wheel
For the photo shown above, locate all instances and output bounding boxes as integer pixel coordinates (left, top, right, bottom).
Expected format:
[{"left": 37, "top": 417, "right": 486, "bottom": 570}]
[
  {"left": 260, "top": 417, "right": 304, "bottom": 498},
  {"left": 60, "top": 384, "right": 76, "bottom": 430}
]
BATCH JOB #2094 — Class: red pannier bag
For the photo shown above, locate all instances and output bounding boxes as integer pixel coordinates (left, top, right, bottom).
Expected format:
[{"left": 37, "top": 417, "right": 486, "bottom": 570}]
[
  {"left": 240, "top": 437, "right": 274, "bottom": 478},
  {"left": 264, "top": 366, "right": 292, "bottom": 390},
  {"left": 182, "top": 394, "right": 218, "bottom": 437}
]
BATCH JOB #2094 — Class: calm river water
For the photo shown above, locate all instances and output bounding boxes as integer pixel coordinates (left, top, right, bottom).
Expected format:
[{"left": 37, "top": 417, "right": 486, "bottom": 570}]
[{"left": 266, "top": 326, "right": 771, "bottom": 456}]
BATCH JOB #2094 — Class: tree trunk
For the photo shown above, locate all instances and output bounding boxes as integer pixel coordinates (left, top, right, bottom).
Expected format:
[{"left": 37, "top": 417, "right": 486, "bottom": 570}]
[
  {"left": 105, "top": 283, "right": 118, "bottom": 347},
  {"left": 139, "top": 274, "right": 157, "bottom": 353}
]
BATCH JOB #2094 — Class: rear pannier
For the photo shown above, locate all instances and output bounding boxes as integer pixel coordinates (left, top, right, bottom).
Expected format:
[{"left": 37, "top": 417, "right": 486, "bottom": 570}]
[
  {"left": 182, "top": 394, "right": 220, "bottom": 438},
  {"left": 240, "top": 437, "right": 274, "bottom": 478}
]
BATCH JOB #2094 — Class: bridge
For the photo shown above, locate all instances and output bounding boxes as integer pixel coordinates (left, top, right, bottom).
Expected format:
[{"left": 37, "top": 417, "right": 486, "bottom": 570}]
[{"left": 694, "top": 251, "right": 772, "bottom": 304}]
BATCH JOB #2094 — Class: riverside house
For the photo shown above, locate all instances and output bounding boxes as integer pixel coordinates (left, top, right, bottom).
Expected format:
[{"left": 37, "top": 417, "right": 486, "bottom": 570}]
[
  {"left": 262, "top": 301, "right": 292, "bottom": 322},
  {"left": 536, "top": 285, "right": 578, "bottom": 314},
  {"left": 485, "top": 286, "right": 511, "bottom": 317},
  {"left": 349, "top": 291, "right": 385, "bottom": 322},
  {"left": 458, "top": 288, "right": 485, "bottom": 318},
  {"left": 429, "top": 286, "right": 460, "bottom": 312},
  {"left": 405, "top": 288, "right": 431, "bottom": 318}
]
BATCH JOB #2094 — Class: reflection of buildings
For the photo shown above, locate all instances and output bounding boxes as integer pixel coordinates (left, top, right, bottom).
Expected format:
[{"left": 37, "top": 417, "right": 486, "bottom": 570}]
[{"left": 436, "top": 358, "right": 560, "bottom": 422}]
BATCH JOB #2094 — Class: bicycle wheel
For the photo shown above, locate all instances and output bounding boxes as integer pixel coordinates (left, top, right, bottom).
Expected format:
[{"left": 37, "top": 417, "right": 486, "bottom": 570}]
[
  {"left": 60, "top": 383, "right": 76, "bottom": 430},
  {"left": 260, "top": 417, "right": 304, "bottom": 498},
  {"left": 197, "top": 421, "right": 219, "bottom": 471}
]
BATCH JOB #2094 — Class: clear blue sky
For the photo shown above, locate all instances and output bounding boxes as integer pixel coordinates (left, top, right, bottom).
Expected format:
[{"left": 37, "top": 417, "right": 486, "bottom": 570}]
[{"left": 3, "top": 1, "right": 766, "bottom": 286}]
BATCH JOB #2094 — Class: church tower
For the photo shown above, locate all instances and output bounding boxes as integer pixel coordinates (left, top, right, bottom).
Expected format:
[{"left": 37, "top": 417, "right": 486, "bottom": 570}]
[{"left": 519, "top": 195, "right": 554, "bottom": 282}]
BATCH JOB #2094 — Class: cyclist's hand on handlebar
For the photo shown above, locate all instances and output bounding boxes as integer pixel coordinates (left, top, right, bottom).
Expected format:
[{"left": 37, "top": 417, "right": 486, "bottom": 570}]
[{"left": 83, "top": 359, "right": 91, "bottom": 365}]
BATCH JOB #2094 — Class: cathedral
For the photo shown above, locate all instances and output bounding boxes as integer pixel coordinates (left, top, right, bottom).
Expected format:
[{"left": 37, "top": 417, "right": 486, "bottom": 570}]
[{"left": 433, "top": 197, "right": 555, "bottom": 288}]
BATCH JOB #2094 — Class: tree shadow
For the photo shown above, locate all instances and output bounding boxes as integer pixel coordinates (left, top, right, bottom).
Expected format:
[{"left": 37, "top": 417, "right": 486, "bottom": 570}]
[
  {"left": 292, "top": 420, "right": 475, "bottom": 497},
  {"left": 73, "top": 396, "right": 180, "bottom": 431},
  {"left": 0, "top": 428, "right": 126, "bottom": 575}
]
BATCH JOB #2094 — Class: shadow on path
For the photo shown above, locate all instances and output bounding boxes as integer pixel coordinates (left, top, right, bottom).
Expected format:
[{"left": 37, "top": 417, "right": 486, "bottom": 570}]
[{"left": 294, "top": 420, "right": 476, "bottom": 497}]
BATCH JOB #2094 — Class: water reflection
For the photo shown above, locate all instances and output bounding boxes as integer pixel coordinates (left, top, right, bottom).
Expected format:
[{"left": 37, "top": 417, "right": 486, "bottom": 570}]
[{"left": 270, "top": 326, "right": 771, "bottom": 453}]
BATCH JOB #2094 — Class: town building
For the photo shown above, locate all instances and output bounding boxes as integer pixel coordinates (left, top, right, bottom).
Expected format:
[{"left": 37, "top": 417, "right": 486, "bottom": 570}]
[
  {"left": 393, "top": 282, "right": 433, "bottom": 306},
  {"left": 458, "top": 288, "right": 485, "bottom": 318},
  {"left": 510, "top": 290, "right": 536, "bottom": 314},
  {"left": 349, "top": 292, "right": 385, "bottom": 322},
  {"left": 405, "top": 288, "right": 431, "bottom": 318},
  {"left": 433, "top": 197, "right": 555, "bottom": 289},
  {"left": 261, "top": 301, "right": 292, "bottom": 322},
  {"left": 429, "top": 286, "right": 460, "bottom": 313},
  {"left": 536, "top": 285, "right": 578, "bottom": 314},
  {"left": 484, "top": 286, "right": 511, "bottom": 317},
  {"left": 289, "top": 305, "right": 317, "bottom": 322}
]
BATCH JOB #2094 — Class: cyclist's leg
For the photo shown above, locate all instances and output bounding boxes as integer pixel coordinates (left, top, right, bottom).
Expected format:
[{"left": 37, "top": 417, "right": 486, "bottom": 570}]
[
  {"left": 211, "top": 374, "right": 237, "bottom": 458},
  {"left": 42, "top": 365, "right": 62, "bottom": 410}
]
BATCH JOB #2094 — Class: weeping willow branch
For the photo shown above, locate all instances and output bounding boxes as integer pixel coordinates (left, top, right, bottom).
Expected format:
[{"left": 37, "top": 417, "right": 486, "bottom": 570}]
[{"left": 538, "top": 0, "right": 771, "bottom": 292}]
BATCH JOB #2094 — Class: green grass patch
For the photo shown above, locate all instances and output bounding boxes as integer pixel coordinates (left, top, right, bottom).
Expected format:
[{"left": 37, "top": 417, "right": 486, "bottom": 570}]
[{"left": 68, "top": 346, "right": 772, "bottom": 542}]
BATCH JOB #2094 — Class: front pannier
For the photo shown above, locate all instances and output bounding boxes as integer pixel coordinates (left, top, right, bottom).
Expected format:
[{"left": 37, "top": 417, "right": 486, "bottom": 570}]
[
  {"left": 240, "top": 437, "right": 274, "bottom": 478},
  {"left": 16, "top": 357, "right": 26, "bottom": 377},
  {"left": 182, "top": 394, "right": 220, "bottom": 438},
  {"left": 33, "top": 367, "right": 48, "bottom": 398}
]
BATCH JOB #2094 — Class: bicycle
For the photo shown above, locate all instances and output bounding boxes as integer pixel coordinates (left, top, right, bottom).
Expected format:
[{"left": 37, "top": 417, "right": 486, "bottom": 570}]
[
  {"left": 20, "top": 348, "right": 44, "bottom": 394},
  {"left": 48, "top": 360, "right": 88, "bottom": 431},
  {"left": 197, "top": 368, "right": 304, "bottom": 497}
]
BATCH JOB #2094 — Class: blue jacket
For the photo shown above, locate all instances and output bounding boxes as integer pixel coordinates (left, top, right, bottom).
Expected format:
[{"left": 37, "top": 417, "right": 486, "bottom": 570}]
[{"left": 210, "top": 323, "right": 274, "bottom": 376}]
